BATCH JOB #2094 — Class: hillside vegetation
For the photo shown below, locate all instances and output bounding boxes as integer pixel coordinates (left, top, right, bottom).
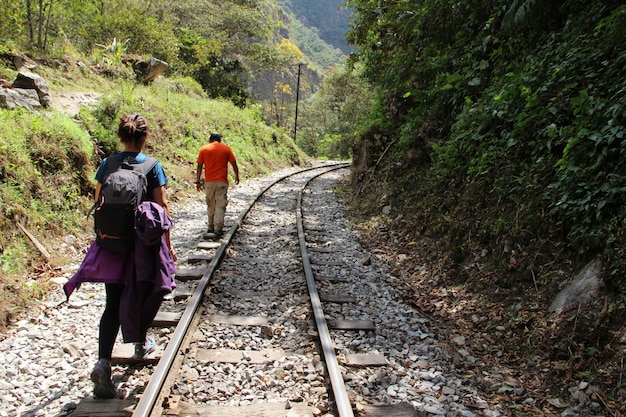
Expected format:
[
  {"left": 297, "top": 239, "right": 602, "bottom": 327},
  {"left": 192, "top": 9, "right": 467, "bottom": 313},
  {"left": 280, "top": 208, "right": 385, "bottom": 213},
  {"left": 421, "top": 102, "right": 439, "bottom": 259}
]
[
  {"left": 0, "top": 59, "right": 307, "bottom": 328},
  {"left": 0, "top": 0, "right": 348, "bottom": 120},
  {"left": 278, "top": 0, "right": 353, "bottom": 56},
  {"left": 346, "top": 0, "right": 626, "bottom": 412}
]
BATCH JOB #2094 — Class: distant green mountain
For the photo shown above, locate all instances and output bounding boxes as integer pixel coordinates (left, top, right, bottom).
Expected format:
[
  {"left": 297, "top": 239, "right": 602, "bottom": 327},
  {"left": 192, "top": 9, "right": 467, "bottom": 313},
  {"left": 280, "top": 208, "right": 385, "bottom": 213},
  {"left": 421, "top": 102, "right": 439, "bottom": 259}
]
[
  {"left": 285, "top": 0, "right": 353, "bottom": 54},
  {"left": 278, "top": 0, "right": 353, "bottom": 69}
]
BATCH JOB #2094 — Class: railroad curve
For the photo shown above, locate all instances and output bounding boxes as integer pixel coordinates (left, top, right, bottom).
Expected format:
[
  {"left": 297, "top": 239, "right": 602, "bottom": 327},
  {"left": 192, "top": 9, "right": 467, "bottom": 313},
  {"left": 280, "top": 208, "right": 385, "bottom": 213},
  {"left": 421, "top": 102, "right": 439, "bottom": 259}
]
[{"left": 7, "top": 163, "right": 502, "bottom": 417}]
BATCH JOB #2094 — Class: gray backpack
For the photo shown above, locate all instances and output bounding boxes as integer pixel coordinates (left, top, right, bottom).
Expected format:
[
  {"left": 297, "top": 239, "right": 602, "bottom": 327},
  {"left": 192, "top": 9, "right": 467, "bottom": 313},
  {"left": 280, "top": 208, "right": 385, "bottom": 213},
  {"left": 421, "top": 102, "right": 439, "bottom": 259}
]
[{"left": 93, "top": 156, "right": 158, "bottom": 252}]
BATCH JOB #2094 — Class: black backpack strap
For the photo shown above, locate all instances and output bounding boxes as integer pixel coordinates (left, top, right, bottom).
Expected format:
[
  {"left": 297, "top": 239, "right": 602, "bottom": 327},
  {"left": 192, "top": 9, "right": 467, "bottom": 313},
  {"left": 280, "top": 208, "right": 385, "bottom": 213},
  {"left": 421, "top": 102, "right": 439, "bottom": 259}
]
[
  {"left": 104, "top": 156, "right": 123, "bottom": 174},
  {"left": 133, "top": 157, "right": 159, "bottom": 203},
  {"left": 134, "top": 156, "right": 159, "bottom": 175}
]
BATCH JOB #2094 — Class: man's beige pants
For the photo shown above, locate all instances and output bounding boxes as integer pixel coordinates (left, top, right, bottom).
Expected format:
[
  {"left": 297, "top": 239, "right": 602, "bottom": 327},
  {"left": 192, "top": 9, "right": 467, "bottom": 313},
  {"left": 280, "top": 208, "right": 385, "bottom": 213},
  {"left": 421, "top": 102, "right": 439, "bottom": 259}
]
[{"left": 204, "top": 182, "right": 228, "bottom": 231}]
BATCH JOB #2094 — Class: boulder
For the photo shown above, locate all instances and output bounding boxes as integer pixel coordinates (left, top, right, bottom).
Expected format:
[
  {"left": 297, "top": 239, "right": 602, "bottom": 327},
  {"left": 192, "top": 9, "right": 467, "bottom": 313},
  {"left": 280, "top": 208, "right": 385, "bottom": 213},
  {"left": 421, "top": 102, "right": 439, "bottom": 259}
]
[
  {"left": 133, "top": 57, "right": 168, "bottom": 83},
  {"left": 549, "top": 258, "right": 603, "bottom": 314},
  {"left": 12, "top": 70, "right": 52, "bottom": 107},
  {"left": 0, "top": 87, "right": 42, "bottom": 110}
]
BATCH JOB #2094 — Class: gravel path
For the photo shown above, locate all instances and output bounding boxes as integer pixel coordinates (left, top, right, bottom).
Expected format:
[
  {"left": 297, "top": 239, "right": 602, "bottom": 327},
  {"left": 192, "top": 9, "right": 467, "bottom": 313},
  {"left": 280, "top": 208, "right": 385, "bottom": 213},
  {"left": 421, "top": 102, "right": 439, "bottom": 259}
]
[{"left": 0, "top": 166, "right": 503, "bottom": 417}]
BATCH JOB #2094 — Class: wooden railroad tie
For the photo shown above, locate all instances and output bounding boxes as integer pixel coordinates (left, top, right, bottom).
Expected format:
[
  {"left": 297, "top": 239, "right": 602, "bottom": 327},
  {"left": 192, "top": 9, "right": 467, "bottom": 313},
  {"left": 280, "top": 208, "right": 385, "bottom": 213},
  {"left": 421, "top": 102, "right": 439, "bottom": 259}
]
[
  {"left": 319, "top": 293, "right": 357, "bottom": 303},
  {"left": 68, "top": 398, "right": 133, "bottom": 416},
  {"left": 196, "top": 348, "right": 290, "bottom": 364},
  {"left": 340, "top": 353, "right": 387, "bottom": 367},
  {"left": 174, "top": 267, "right": 205, "bottom": 281},
  {"left": 359, "top": 403, "right": 422, "bottom": 417},
  {"left": 186, "top": 254, "right": 213, "bottom": 263},
  {"left": 197, "top": 241, "right": 221, "bottom": 250},
  {"left": 313, "top": 273, "right": 348, "bottom": 283},
  {"left": 165, "top": 401, "right": 314, "bottom": 417},
  {"left": 152, "top": 311, "right": 182, "bottom": 327},
  {"left": 170, "top": 289, "right": 193, "bottom": 301},
  {"left": 328, "top": 319, "right": 376, "bottom": 332}
]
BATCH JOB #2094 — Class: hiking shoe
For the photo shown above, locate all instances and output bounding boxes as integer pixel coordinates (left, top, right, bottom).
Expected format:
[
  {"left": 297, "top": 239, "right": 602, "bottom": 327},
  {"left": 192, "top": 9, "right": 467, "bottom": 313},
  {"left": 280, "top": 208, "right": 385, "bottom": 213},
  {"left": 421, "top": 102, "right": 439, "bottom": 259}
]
[
  {"left": 90, "top": 360, "right": 116, "bottom": 399},
  {"left": 133, "top": 336, "right": 156, "bottom": 359},
  {"left": 202, "top": 230, "right": 223, "bottom": 240},
  {"left": 206, "top": 227, "right": 214, "bottom": 233}
]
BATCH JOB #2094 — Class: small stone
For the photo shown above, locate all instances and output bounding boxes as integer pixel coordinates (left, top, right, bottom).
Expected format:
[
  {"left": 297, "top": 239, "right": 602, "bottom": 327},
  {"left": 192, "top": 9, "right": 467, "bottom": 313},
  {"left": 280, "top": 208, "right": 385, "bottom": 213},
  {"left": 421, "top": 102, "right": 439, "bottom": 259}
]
[{"left": 453, "top": 335, "right": 466, "bottom": 346}]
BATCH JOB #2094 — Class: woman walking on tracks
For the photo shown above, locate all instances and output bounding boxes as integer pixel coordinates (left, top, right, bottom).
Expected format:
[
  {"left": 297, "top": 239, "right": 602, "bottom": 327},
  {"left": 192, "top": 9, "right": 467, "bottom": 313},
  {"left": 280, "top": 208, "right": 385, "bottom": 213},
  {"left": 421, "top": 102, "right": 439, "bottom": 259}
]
[{"left": 64, "top": 113, "right": 177, "bottom": 399}]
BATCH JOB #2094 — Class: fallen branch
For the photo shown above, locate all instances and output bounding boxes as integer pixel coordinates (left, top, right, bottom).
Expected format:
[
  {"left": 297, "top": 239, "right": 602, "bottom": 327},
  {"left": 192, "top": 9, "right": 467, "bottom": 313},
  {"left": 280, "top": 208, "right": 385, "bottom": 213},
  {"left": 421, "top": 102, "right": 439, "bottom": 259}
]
[{"left": 16, "top": 222, "right": 51, "bottom": 262}]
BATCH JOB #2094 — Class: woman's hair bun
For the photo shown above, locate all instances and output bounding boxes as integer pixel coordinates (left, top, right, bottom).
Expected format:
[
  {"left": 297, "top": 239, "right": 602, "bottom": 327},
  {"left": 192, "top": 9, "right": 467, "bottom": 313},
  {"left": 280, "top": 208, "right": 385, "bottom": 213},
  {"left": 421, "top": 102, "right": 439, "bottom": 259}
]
[{"left": 118, "top": 113, "right": 148, "bottom": 143}]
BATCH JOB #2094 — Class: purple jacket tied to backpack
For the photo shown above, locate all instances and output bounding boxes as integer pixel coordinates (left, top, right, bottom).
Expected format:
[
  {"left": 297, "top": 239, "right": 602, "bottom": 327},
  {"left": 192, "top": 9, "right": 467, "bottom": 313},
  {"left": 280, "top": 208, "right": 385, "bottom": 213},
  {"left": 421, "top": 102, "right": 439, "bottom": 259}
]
[
  {"left": 120, "top": 201, "right": 176, "bottom": 342},
  {"left": 64, "top": 201, "right": 176, "bottom": 342}
]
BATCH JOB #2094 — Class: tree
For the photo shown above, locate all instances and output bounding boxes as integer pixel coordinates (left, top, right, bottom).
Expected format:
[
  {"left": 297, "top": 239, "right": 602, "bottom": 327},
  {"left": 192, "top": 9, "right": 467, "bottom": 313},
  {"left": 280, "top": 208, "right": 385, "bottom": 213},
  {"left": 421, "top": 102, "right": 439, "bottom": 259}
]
[
  {"left": 0, "top": 0, "right": 23, "bottom": 46},
  {"left": 23, "top": 0, "right": 55, "bottom": 51},
  {"left": 298, "top": 64, "right": 372, "bottom": 159},
  {"left": 158, "top": 0, "right": 285, "bottom": 104}
]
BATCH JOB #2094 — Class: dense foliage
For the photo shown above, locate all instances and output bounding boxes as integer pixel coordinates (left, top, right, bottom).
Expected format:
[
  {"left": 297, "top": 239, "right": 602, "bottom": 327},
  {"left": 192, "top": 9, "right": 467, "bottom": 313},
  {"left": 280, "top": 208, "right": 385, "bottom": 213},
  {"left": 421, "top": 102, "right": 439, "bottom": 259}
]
[
  {"left": 278, "top": 0, "right": 353, "bottom": 56},
  {"left": 297, "top": 65, "right": 373, "bottom": 159},
  {"left": 343, "top": 0, "right": 626, "bottom": 408},
  {"left": 347, "top": 0, "right": 626, "bottom": 283},
  {"left": 338, "top": 0, "right": 626, "bottom": 410}
]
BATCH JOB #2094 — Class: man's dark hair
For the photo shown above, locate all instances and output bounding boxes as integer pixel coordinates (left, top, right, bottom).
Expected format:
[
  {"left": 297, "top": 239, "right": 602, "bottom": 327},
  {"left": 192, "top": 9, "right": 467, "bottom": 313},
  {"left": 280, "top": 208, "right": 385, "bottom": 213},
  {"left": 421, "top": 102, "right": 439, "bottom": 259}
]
[{"left": 210, "top": 132, "right": 222, "bottom": 142}]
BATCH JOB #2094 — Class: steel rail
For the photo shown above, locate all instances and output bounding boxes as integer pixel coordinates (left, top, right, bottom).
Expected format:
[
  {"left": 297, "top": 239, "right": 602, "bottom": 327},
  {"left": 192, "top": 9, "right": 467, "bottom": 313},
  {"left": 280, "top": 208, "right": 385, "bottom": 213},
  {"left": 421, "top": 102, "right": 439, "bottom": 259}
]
[
  {"left": 297, "top": 164, "right": 354, "bottom": 417},
  {"left": 133, "top": 162, "right": 349, "bottom": 417}
]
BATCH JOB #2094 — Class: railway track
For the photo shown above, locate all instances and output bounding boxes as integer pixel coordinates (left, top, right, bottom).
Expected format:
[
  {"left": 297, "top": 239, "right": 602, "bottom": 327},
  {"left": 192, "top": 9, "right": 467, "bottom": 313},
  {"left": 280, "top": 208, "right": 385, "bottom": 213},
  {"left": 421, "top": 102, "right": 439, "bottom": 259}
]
[{"left": 70, "top": 164, "right": 425, "bottom": 417}]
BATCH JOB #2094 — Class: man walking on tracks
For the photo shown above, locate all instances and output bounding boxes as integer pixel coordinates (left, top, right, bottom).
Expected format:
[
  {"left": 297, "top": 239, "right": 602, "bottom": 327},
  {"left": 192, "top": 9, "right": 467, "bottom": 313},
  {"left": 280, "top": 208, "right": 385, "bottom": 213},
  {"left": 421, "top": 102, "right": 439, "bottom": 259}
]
[{"left": 196, "top": 132, "right": 239, "bottom": 239}]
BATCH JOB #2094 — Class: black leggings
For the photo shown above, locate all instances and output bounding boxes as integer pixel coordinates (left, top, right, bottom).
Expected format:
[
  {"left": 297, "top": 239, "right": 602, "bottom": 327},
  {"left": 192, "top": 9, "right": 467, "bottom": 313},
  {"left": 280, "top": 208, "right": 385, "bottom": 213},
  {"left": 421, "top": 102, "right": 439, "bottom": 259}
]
[
  {"left": 98, "top": 283, "right": 124, "bottom": 360},
  {"left": 99, "top": 282, "right": 161, "bottom": 358}
]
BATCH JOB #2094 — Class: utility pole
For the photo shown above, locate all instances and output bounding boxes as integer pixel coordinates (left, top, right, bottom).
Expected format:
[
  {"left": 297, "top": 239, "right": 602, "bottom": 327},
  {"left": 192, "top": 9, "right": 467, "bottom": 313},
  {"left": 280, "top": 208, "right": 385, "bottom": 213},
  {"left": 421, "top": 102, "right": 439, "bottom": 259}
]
[{"left": 294, "top": 63, "right": 302, "bottom": 142}]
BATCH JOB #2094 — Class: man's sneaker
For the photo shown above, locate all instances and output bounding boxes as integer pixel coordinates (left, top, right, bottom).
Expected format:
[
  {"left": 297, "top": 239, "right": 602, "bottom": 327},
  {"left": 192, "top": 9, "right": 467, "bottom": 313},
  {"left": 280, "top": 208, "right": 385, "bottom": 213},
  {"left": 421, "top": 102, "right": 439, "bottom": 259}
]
[
  {"left": 202, "top": 230, "right": 223, "bottom": 240},
  {"left": 133, "top": 336, "right": 156, "bottom": 359},
  {"left": 90, "top": 360, "right": 116, "bottom": 399}
]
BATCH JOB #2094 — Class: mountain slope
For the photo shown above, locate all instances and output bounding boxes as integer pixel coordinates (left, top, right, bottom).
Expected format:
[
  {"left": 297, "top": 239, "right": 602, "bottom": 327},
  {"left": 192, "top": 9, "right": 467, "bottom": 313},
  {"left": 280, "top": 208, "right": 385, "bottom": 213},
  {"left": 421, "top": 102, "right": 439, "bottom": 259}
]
[{"left": 278, "top": 0, "right": 353, "bottom": 60}]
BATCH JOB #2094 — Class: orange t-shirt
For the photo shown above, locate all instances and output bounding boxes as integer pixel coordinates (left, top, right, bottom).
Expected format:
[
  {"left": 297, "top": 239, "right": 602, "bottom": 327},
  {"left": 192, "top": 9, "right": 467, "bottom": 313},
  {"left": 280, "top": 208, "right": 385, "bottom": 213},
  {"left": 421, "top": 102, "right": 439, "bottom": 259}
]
[{"left": 197, "top": 141, "right": 236, "bottom": 184}]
